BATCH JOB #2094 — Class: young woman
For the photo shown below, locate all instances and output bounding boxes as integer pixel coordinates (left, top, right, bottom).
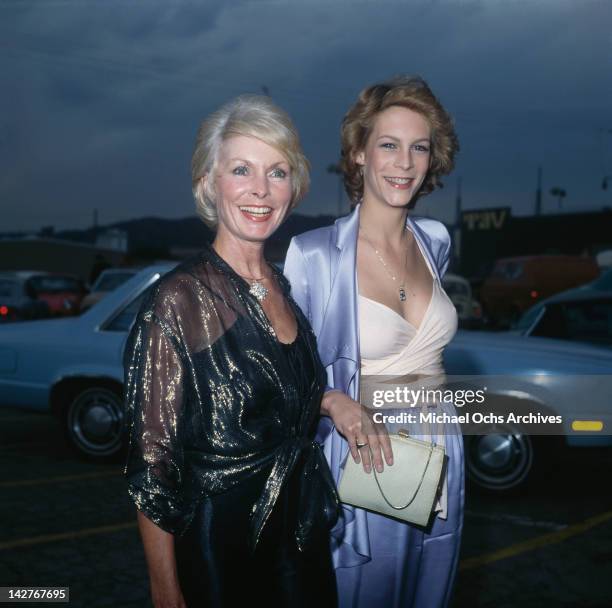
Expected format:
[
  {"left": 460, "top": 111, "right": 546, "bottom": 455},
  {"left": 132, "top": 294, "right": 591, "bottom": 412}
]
[{"left": 284, "top": 76, "right": 463, "bottom": 608}]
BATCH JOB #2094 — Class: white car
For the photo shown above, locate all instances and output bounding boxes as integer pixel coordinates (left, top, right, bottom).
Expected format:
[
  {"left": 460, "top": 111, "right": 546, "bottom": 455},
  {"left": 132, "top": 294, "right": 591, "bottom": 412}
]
[
  {"left": 0, "top": 264, "right": 172, "bottom": 460},
  {"left": 441, "top": 273, "right": 482, "bottom": 327},
  {"left": 1, "top": 261, "right": 610, "bottom": 496}
]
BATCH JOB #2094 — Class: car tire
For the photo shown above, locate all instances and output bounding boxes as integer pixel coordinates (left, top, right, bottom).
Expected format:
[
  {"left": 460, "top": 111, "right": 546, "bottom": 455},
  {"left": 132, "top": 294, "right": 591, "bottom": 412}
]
[
  {"left": 64, "top": 387, "right": 125, "bottom": 462},
  {"left": 465, "top": 428, "right": 535, "bottom": 492}
]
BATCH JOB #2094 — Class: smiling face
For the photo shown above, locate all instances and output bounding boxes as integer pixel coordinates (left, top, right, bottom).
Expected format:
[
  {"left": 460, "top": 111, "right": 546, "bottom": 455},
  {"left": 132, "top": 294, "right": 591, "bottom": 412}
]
[
  {"left": 206, "top": 135, "right": 293, "bottom": 244},
  {"left": 356, "top": 105, "right": 432, "bottom": 209}
]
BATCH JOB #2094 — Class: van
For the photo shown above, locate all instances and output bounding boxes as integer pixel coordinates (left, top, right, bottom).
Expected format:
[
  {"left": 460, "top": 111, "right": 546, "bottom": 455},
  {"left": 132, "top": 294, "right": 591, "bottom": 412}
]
[{"left": 480, "top": 255, "right": 599, "bottom": 327}]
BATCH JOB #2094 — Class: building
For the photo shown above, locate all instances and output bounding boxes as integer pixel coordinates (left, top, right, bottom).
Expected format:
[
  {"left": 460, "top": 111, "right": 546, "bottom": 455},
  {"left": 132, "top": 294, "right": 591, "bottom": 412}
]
[
  {"left": 459, "top": 207, "right": 612, "bottom": 279},
  {"left": 0, "top": 237, "right": 126, "bottom": 283}
]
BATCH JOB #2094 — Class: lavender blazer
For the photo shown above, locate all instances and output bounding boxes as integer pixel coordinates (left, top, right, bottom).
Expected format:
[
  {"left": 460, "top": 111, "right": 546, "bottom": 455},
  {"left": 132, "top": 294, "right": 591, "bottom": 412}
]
[{"left": 284, "top": 203, "right": 454, "bottom": 569}]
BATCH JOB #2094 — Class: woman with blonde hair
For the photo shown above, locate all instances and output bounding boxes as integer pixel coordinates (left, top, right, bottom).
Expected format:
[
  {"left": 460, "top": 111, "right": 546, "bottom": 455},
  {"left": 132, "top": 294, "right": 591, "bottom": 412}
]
[
  {"left": 125, "top": 94, "right": 339, "bottom": 607},
  {"left": 284, "top": 76, "right": 463, "bottom": 607}
]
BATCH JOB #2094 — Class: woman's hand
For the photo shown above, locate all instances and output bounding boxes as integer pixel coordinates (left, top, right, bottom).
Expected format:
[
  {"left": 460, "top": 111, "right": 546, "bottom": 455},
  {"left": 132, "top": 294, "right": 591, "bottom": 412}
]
[
  {"left": 137, "top": 512, "right": 187, "bottom": 608},
  {"left": 150, "top": 579, "right": 187, "bottom": 608},
  {"left": 321, "top": 390, "right": 393, "bottom": 473},
  {"left": 151, "top": 578, "right": 187, "bottom": 608}
]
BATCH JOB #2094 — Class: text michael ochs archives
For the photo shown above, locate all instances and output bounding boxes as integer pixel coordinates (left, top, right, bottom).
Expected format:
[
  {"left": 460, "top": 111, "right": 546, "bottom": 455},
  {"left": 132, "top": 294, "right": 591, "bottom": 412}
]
[{"left": 370, "top": 410, "right": 562, "bottom": 425}]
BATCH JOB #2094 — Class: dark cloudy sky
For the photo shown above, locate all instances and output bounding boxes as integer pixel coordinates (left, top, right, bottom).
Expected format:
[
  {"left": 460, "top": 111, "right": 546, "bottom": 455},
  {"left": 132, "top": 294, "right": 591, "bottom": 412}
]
[{"left": 1, "top": 0, "right": 611, "bottom": 232}]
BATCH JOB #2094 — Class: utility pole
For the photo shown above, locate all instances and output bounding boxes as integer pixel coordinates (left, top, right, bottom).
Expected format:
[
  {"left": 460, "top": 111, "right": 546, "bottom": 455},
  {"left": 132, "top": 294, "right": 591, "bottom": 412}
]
[
  {"left": 535, "top": 166, "right": 542, "bottom": 216},
  {"left": 454, "top": 177, "right": 462, "bottom": 269},
  {"left": 455, "top": 176, "right": 462, "bottom": 225},
  {"left": 327, "top": 163, "right": 344, "bottom": 217},
  {"left": 602, "top": 175, "right": 612, "bottom": 208},
  {"left": 599, "top": 128, "right": 612, "bottom": 208}
]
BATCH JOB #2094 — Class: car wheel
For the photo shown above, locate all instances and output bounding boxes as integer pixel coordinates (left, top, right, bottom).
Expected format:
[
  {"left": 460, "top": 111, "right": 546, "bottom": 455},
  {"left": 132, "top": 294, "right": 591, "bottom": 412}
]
[
  {"left": 465, "top": 429, "right": 534, "bottom": 492},
  {"left": 65, "top": 387, "right": 124, "bottom": 461}
]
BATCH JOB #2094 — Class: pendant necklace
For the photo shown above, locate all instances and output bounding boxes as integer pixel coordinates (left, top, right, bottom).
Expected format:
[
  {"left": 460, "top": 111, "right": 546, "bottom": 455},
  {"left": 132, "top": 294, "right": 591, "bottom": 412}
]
[
  {"left": 246, "top": 277, "right": 269, "bottom": 302},
  {"left": 360, "top": 227, "right": 414, "bottom": 302},
  {"left": 236, "top": 272, "right": 269, "bottom": 302},
  {"left": 248, "top": 279, "right": 268, "bottom": 302}
]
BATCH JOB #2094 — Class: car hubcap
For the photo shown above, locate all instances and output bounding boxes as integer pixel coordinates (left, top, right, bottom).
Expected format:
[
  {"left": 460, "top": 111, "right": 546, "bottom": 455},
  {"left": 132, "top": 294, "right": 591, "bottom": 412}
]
[
  {"left": 467, "top": 430, "right": 533, "bottom": 490},
  {"left": 68, "top": 389, "right": 123, "bottom": 456},
  {"left": 81, "top": 404, "right": 114, "bottom": 439},
  {"left": 477, "top": 434, "right": 515, "bottom": 469}
]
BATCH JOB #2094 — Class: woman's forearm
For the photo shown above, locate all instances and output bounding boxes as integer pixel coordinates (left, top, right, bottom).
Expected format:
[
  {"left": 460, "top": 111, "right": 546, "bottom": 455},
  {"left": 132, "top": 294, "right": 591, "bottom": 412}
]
[{"left": 137, "top": 511, "right": 185, "bottom": 608}]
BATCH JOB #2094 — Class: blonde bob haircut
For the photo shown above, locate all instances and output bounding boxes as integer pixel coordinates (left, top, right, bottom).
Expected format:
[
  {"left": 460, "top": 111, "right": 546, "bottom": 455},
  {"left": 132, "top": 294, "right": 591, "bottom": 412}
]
[
  {"left": 191, "top": 95, "right": 310, "bottom": 229},
  {"left": 340, "top": 75, "right": 459, "bottom": 204}
]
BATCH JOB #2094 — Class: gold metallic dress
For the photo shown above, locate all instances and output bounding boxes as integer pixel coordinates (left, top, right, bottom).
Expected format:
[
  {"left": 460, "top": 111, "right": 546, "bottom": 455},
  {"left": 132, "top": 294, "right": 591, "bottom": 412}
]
[{"left": 123, "top": 244, "right": 339, "bottom": 607}]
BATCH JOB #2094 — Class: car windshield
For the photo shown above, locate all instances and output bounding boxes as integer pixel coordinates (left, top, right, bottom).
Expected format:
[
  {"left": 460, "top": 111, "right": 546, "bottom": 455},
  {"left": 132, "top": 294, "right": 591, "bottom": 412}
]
[
  {"left": 442, "top": 280, "right": 470, "bottom": 297},
  {"left": 492, "top": 261, "right": 523, "bottom": 280},
  {"left": 531, "top": 300, "right": 612, "bottom": 347},
  {"left": 28, "top": 276, "right": 82, "bottom": 293},
  {"left": 513, "top": 304, "right": 543, "bottom": 331},
  {"left": 104, "top": 292, "right": 146, "bottom": 332},
  {"left": 0, "top": 279, "right": 17, "bottom": 298},
  {"left": 591, "top": 269, "right": 612, "bottom": 291},
  {"left": 93, "top": 271, "right": 135, "bottom": 293}
]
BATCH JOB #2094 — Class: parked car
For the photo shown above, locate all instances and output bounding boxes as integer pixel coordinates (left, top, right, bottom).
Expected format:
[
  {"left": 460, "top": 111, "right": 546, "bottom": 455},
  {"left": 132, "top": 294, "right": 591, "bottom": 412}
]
[
  {"left": 80, "top": 268, "right": 138, "bottom": 313},
  {"left": 1, "top": 262, "right": 610, "bottom": 495},
  {"left": 441, "top": 273, "right": 482, "bottom": 328},
  {"left": 513, "top": 286, "right": 612, "bottom": 349},
  {"left": 444, "top": 331, "right": 612, "bottom": 492},
  {"left": 0, "top": 272, "right": 50, "bottom": 322},
  {"left": 480, "top": 255, "right": 600, "bottom": 327},
  {"left": 11, "top": 272, "right": 89, "bottom": 316},
  {"left": 0, "top": 264, "right": 172, "bottom": 460}
]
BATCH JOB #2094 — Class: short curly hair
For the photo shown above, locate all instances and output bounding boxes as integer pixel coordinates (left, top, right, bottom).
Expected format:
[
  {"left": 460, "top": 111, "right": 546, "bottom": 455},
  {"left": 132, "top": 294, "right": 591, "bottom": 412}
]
[
  {"left": 191, "top": 95, "right": 310, "bottom": 229},
  {"left": 340, "top": 76, "right": 459, "bottom": 204}
]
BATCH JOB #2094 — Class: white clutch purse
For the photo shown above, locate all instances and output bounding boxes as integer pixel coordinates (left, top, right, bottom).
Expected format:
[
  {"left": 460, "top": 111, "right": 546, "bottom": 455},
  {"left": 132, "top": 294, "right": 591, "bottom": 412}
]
[{"left": 337, "top": 429, "right": 445, "bottom": 527}]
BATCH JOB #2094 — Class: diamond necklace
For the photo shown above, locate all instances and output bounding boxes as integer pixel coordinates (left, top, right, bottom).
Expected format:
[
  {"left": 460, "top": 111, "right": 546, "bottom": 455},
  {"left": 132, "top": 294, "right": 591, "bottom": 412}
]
[
  {"left": 238, "top": 273, "right": 268, "bottom": 302},
  {"left": 360, "top": 227, "right": 414, "bottom": 302}
]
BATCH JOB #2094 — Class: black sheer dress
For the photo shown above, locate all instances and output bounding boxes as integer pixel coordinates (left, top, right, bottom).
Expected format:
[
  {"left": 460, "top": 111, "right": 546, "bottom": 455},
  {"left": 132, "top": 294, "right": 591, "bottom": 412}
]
[{"left": 123, "top": 244, "right": 339, "bottom": 607}]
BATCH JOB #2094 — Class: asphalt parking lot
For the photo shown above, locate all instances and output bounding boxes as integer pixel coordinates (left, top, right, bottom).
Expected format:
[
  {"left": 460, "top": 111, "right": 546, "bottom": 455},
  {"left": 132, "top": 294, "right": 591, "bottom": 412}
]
[{"left": 1, "top": 408, "right": 611, "bottom": 608}]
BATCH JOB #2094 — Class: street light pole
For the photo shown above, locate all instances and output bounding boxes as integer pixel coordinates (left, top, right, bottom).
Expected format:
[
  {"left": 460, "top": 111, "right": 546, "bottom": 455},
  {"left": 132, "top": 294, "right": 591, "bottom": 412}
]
[
  {"left": 599, "top": 128, "right": 612, "bottom": 205},
  {"left": 327, "top": 162, "right": 344, "bottom": 217},
  {"left": 535, "top": 166, "right": 542, "bottom": 216},
  {"left": 453, "top": 177, "right": 462, "bottom": 270},
  {"left": 550, "top": 187, "right": 566, "bottom": 210}
]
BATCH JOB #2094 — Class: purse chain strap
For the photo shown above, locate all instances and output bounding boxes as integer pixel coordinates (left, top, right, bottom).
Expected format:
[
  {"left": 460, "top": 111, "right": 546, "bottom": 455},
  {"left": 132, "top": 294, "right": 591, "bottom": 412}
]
[{"left": 371, "top": 437, "right": 435, "bottom": 510}]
